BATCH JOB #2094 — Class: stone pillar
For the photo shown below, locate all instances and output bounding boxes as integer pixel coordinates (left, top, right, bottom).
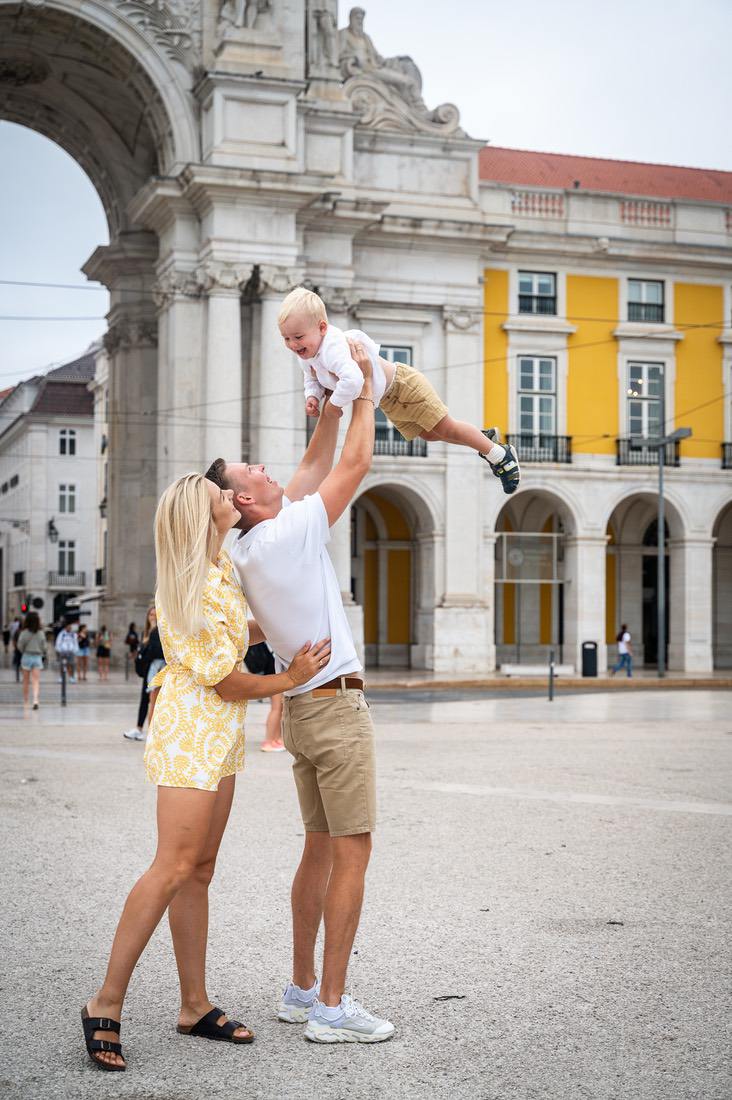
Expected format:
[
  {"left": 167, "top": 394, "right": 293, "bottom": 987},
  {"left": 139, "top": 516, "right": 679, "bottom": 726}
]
[
  {"left": 200, "top": 262, "right": 251, "bottom": 464},
  {"left": 84, "top": 235, "right": 159, "bottom": 650},
  {"left": 614, "top": 544, "right": 644, "bottom": 666},
  {"left": 668, "top": 537, "right": 714, "bottom": 672},
  {"left": 433, "top": 307, "right": 490, "bottom": 673},
  {"left": 563, "top": 534, "right": 607, "bottom": 674},
  {"left": 153, "top": 268, "right": 207, "bottom": 488},
  {"left": 482, "top": 532, "right": 497, "bottom": 672}
]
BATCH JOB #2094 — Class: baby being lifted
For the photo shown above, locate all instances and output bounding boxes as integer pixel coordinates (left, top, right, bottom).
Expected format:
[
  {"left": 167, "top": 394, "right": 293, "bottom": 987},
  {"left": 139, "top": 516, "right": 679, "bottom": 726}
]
[{"left": 277, "top": 287, "right": 520, "bottom": 495}]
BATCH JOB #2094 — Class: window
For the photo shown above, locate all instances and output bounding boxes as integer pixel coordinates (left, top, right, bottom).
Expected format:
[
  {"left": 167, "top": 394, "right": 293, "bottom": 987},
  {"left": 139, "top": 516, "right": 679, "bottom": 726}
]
[
  {"left": 9, "top": 474, "right": 18, "bottom": 488},
  {"left": 518, "top": 357, "right": 556, "bottom": 434},
  {"left": 59, "top": 428, "right": 76, "bottom": 455},
  {"left": 518, "top": 272, "right": 556, "bottom": 315},
  {"left": 627, "top": 362, "right": 663, "bottom": 438},
  {"left": 59, "top": 483, "right": 76, "bottom": 513},
  {"left": 58, "top": 539, "right": 76, "bottom": 575},
  {"left": 13, "top": 571, "right": 24, "bottom": 588},
  {"left": 628, "top": 280, "right": 664, "bottom": 323}
]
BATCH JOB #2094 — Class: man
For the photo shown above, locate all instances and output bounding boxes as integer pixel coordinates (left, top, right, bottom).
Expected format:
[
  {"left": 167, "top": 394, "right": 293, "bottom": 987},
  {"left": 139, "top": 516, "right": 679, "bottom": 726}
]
[
  {"left": 206, "top": 340, "right": 394, "bottom": 1043},
  {"left": 55, "top": 619, "right": 78, "bottom": 684}
]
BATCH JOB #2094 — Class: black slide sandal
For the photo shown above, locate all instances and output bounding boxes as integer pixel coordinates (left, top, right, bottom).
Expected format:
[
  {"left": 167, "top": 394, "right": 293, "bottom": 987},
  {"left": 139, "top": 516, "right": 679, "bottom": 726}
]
[
  {"left": 177, "top": 1006, "right": 254, "bottom": 1044},
  {"left": 81, "top": 1005, "right": 125, "bottom": 1071}
]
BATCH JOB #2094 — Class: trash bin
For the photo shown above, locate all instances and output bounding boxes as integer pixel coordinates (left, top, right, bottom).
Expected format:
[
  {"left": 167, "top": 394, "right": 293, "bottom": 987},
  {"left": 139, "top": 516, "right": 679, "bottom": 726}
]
[{"left": 581, "top": 641, "right": 598, "bottom": 677}]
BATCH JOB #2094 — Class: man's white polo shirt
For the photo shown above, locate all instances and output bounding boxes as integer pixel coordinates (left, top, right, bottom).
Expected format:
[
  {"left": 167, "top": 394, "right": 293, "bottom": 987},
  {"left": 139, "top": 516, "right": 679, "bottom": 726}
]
[{"left": 229, "top": 493, "right": 361, "bottom": 696}]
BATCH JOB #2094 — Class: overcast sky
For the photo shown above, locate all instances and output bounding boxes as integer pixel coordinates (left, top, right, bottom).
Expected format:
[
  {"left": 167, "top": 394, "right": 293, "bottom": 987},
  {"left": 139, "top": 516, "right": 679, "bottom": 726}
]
[{"left": 1, "top": 0, "right": 730, "bottom": 385}]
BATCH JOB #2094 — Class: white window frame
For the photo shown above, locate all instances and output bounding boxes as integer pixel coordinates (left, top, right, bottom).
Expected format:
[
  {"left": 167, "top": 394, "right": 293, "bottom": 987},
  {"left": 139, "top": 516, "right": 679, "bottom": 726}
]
[
  {"left": 518, "top": 271, "right": 557, "bottom": 315},
  {"left": 517, "top": 356, "right": 557, "bottom": 435},
  {"left": 58, "top": 539, "right": 76, "bottom": 575},
  {"left": 627, "top": 278, "right": 665, "bottom": 323},
  {"left": 59, "top": 428, "right": 77, "bottom": 456},
  {"left": 626, "top": 361, "right": 664, "bottom": 439},
  {"left": 59, "top": 483, "right": 76, "bottom": 514}
]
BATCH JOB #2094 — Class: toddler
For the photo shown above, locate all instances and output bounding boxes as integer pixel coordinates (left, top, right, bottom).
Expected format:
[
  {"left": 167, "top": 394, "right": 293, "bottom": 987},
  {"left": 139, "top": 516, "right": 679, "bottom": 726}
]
[{"left": 277, "top": 287, "right": 520, "bottom": 495}]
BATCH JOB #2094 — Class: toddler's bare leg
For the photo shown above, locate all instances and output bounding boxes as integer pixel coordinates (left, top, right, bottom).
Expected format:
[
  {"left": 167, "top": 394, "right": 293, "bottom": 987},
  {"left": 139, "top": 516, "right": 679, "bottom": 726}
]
[{"left": 421, "top": 415, "right": 506, "bottom": 459}]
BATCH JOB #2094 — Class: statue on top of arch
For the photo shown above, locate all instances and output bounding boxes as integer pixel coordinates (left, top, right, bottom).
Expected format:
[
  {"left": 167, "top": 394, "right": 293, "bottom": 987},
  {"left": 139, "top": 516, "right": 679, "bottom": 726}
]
[
  {"left": 337, "top": 7, "right": 463, "bottom": 136},
  {"left": 218, "top": 0, "right": 274, "bottom": 36}
]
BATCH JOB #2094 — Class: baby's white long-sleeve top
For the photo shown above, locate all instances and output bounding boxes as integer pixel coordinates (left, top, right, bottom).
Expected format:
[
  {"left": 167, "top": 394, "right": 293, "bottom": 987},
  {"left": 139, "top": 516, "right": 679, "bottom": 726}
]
[{"left": 301, "top": 326, "right": 388, "bottom": 408}]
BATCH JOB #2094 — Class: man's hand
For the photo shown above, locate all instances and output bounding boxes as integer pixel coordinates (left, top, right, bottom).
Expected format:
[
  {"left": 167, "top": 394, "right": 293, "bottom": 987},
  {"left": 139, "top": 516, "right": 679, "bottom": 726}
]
[
  {"left": 305, "top": 396, "right": 320, "bottom": 418},
  {"left": 347, "top": 337, "right": 373, "bottom": 381},
  {"left": 322, "top": 401, "right": 343, "bottom": 419}
]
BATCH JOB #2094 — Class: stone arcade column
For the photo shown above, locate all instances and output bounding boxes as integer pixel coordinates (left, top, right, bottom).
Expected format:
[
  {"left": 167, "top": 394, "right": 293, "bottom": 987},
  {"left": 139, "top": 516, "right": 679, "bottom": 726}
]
[
  {"left": 84, "top": 236, "right": 159, "bottom": 648},
  {"left": 199, "top": 262, "right": 251, "bottom": 465},
  {"left": 668, "top": 536, "right": 714, "bottom": 672},
  {"left": 433, "top": 307, "right": 491, "bottom": 673},
  {"left": 613, "top": 543, "right": 644, "bottom": 665},
  {"left": 563, "top": 534, "right": 608, "bottom": 675}
]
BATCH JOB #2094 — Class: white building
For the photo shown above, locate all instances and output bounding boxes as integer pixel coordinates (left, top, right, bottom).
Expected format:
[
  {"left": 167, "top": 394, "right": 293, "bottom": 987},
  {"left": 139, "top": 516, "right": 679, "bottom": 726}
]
[
  {"left": 1, "top": 1, "right": 730, "bottom": 671},
  {"left": 0, "top": 350, "right": 99, "bottom": 630}
]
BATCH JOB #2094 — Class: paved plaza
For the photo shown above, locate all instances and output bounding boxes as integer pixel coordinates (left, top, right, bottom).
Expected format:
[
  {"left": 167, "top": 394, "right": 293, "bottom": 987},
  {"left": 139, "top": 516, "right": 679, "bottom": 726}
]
[{"left": 1, "top": 674, "right": 730, "bottom": 1100}]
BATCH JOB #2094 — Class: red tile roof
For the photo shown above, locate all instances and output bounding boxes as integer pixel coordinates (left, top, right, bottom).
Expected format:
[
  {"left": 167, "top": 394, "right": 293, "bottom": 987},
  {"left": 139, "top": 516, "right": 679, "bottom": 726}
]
[{"left": 479, "top": 147, "right": 732, "bottom": 205}]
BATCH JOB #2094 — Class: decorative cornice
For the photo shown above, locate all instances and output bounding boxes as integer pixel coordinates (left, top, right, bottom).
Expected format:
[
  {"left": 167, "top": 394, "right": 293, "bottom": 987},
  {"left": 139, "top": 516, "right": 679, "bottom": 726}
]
[
  {"left": 256, "top": 264, "right": 304, "bottom": 296},
  {"left": 612, "top": 323, "right": 685, "bottom": 342},
  {"left": 152, "top": 269, "right": 203, "bottom": 310},
  {"left": 104, "top": 317, "right": 158, "bottom": 354},
  {"left": 197, "top": 261, "right": 253, "bottom": 294},
  {"left": 443, "top": 307, "right": 481, "bottom": 333}
]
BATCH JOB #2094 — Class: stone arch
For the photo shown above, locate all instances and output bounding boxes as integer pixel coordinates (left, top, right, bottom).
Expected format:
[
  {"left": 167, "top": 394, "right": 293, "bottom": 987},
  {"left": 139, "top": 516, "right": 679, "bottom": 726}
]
[
  {"left": 712, "top": 498, "right": 732, "bottom": 668},
  {"left": 352, "top": 478, "right": 439, "bottom": 669},
  {"left": 601, "top": 485, "right": 688, "bottom": 541},
  {"left": 0, "top": 0, "right": 198, "bottom": 235}
]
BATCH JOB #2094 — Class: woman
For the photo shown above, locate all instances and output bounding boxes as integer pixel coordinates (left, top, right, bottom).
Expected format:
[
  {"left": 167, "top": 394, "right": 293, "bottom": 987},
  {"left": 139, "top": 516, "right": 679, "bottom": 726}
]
[
  {"left": 77, "top": 624, "right": 90, "bottom": 682},
  {"left": 81, "top": 473, "right": 330, "bottom": 1071},
  {"left": 123, "top": 607, "right": 156, "bottom": 742},
  {"left": 610, "top": 624, "right": 633, "bottom": 678},
  {"left": 125, "top": 622, "right": 139, "bottom": 657},
  {"left": 17, "top": 612, "right": 47, "bottom": 710},
  {"left": 96, "top": 625, "right": 112, "bottom": 681}
]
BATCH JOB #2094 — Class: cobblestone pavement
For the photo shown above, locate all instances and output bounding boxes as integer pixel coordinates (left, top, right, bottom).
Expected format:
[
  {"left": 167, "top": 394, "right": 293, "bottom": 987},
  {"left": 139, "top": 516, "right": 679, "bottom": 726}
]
[{"left": 1, "top": 680, "right": 730, "bottom": 1100}]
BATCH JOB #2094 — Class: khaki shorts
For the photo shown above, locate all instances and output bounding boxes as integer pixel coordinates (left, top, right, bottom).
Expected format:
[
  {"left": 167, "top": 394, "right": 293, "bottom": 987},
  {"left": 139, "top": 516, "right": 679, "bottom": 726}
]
[
  {"left": 379, "top": 362, "right": 448, "bottom": 441},
  {"left": 282, "top": 689, "right": 376, "bottom": 837}
]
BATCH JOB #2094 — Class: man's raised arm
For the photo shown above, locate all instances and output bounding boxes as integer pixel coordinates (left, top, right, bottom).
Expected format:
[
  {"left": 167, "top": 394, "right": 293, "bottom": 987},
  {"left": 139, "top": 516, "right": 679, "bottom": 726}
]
[
  {"left": 318, "top": 342, "right": 375, "bottom": 527},
  {"left": 284, "top": 394, "right": 341, "bottom": 502}
]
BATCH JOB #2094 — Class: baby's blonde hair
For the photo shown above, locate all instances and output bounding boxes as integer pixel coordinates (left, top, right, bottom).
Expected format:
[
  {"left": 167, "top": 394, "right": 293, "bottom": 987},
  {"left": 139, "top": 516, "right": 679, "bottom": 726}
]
[
  {"left": 154, "top": 473, "right": 218, "bottom": 637},
  {"left": 278, "top": 286, "right": 327, "bottom": 327}
]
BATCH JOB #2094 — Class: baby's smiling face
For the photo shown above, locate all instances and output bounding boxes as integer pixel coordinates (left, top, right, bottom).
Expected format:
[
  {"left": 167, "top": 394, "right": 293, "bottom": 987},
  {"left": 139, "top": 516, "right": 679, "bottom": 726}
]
[{"left": 279, "top": 312, "right": 328, "bottom": 360}]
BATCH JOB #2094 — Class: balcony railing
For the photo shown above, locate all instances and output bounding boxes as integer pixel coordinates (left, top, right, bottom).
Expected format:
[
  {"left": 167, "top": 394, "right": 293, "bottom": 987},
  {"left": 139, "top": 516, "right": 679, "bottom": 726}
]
[
  {"left": 723, "top": 443, "right": 732, "bottom": 470},
  {"left": 518, "top": 294, "right": 557, "bottom": 316},
  {"left": 95, "top": 567, "right": 106, "bottom": 586},
  {"left": 506, "top": 434, "right": 572, "bottom": 463},
  {"left": 48, "top": 571, "right": 85, "bottom": 587},
  {"left": 374, "top": 430, "right": 427, "bottom": 457},
  {"left": 616, "top": 438, "right": 680, "bottom": 467},
  {"left": 628, "top": 302, "right": 664, "bottom": 323}
]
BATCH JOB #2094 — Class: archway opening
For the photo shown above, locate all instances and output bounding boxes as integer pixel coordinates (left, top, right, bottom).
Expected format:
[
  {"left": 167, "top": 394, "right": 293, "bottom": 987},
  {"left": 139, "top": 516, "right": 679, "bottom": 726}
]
[
  {"left": 712, "top": 501, "right": 732, "bottom": 669},
  {"left": 494, "top": 489, "right": 576, "bottom": 667},
  {"left": 351, "top": 484, "right": 435, "bottom": 669},
  {"left": 605, "top": 493, "right": 684, "bottom": 669}
]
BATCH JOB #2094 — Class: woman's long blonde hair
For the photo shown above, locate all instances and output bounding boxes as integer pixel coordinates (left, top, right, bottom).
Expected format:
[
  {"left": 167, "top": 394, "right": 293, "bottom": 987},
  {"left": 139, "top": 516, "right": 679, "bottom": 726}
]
[{"left": 154, "top": 473, "right": 217, "bottom": 636}]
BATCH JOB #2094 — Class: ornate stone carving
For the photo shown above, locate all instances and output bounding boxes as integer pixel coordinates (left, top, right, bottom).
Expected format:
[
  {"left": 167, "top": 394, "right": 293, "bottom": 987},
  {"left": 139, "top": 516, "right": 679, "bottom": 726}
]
[
  {"left": 218, "top": 0, "right": 274, "bottom": 37},
  {"left": 104, "top": 317, "right": 159, "bottom": 354},
  {"left": 255, "top": 264, "right": 304, "bottom": 296},
  {"left": 116, "top": 0, "right": 200, "bottom": 68},
  {"left": 152, "top": 269, "right": 203, "bottom": 310},
  {"left": 197, "top": 261, "right": 253, "bottom": 294},
  {"left": 307, "top": 0, "right": 339, "bottom": 78},
  {"left": 443, "top": 307, "right": 481, "bottom": 333},
  {"left": 338, "top": 7, "right": 463, "bottom": 136},
  {"left": 305, "top": 282, "right": 360, "bottom": 315}
]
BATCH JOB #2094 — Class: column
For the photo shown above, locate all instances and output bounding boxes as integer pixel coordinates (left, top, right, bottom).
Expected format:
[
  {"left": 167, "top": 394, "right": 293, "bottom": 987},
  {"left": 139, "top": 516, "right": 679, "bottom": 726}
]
[
  {"left": 614, "top": 543, "right": 644, "bottom": 665},
  {"left": 84, "top": 235, "right": 159, "bottom": 649},
  {"left": 200, "top": 262, "right": 250, "bottom": 464},
  {"left": 433, "top": 307, "right": 490, "bottom": 673},
  {"left": 668, "top": 537, "right": 714, "bottom": 672},
  {"left": 563, "top": 534, "right": 608, "bottom": 674}
]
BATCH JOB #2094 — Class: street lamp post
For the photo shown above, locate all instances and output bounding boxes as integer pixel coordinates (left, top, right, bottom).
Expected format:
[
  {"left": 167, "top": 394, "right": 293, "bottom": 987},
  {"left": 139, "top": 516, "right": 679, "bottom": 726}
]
[{"left": 631, "top": 394, "right": 692, "bottom": 677}]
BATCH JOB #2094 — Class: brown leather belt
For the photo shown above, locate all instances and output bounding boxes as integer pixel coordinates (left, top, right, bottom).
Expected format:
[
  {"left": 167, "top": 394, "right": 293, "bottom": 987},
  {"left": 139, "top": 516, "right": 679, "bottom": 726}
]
[{"left": 311, "top": 676, "right": 364, "bottom": 698}]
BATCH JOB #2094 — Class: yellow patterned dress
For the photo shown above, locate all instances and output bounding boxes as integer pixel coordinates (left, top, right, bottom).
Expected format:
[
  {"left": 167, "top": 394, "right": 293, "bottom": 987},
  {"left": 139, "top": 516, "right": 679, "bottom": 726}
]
[{"left": 144, "top": 550, "right": 249, "bottom": 791}]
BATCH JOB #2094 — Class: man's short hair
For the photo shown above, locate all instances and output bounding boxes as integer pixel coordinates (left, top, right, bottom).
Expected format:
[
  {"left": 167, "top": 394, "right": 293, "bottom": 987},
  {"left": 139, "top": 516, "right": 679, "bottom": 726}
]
[
  {"left": 205, "top": 457, "right": 228, "bottom": 489},
  {"left": 277, "top": 286, "right": 327, "bottom": 328}
]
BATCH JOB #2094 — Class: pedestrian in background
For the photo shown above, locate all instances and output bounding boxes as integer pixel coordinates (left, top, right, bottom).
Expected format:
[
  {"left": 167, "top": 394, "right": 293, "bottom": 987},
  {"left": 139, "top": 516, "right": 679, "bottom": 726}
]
[
  {"left": 245, "top": 642, "right": 285, "bottom": 752},
  {"left": 11, "top": 615, "right": 22, "bottom": 681},
  {"left": 611, "top": 624, "right": 633, "bottom": 678},
  {"left": 123, "top": 607, "right": 157, "bottom": 742},
  {"left": 96, "top": 625, "right": 112, "bottom": 681},
  {"left": 125, "top": 622, "right": 139, "bottom": 656},
  {"left": 77, "top": 624, "right": 90, "bottom": 682},
  {"left": 17, "top": 611, "right": 47, "bottom": 710},
  {"left": 55, "top": 620, "right": 78, "bottom": 684},
  {"left": 144, "top": 611, "right": 165, "bottom": 729},
  {"left": 2, "top": 622, "right": 10, "bottom": 662}
]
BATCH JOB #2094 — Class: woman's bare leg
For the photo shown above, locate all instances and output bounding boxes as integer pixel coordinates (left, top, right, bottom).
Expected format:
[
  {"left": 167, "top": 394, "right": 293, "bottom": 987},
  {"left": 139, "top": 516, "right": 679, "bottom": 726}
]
[
  {"left": 86, "top": 786, "right": 219, "bottom": 1067},
  {"left": 263, "top": 693, "right": 284, "bottom": 748},
  {"left": 30, "top": 667, "right": 40, "bottom": 705},
  {"left": 167, "top": 775, "right": 251, "bottom": 1039},
  {"left": 22, "top": 668, "right": 30, "bottom": 705}
]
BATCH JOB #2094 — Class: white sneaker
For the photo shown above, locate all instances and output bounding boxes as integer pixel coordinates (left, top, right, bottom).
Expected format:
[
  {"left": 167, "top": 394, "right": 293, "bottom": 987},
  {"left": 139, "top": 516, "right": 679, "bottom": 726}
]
[
  {"left": 278, "top": 980, "right": 320, "bottom": 1023},
  {"left": 304, "top": 995, "right": 395, "bottom": 1044},
  {"left": 123, "top": 728, "right": 141, "bottom": 741},
  {"left": 135, "top": 730, "right": 146, "bottom": 741}
]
